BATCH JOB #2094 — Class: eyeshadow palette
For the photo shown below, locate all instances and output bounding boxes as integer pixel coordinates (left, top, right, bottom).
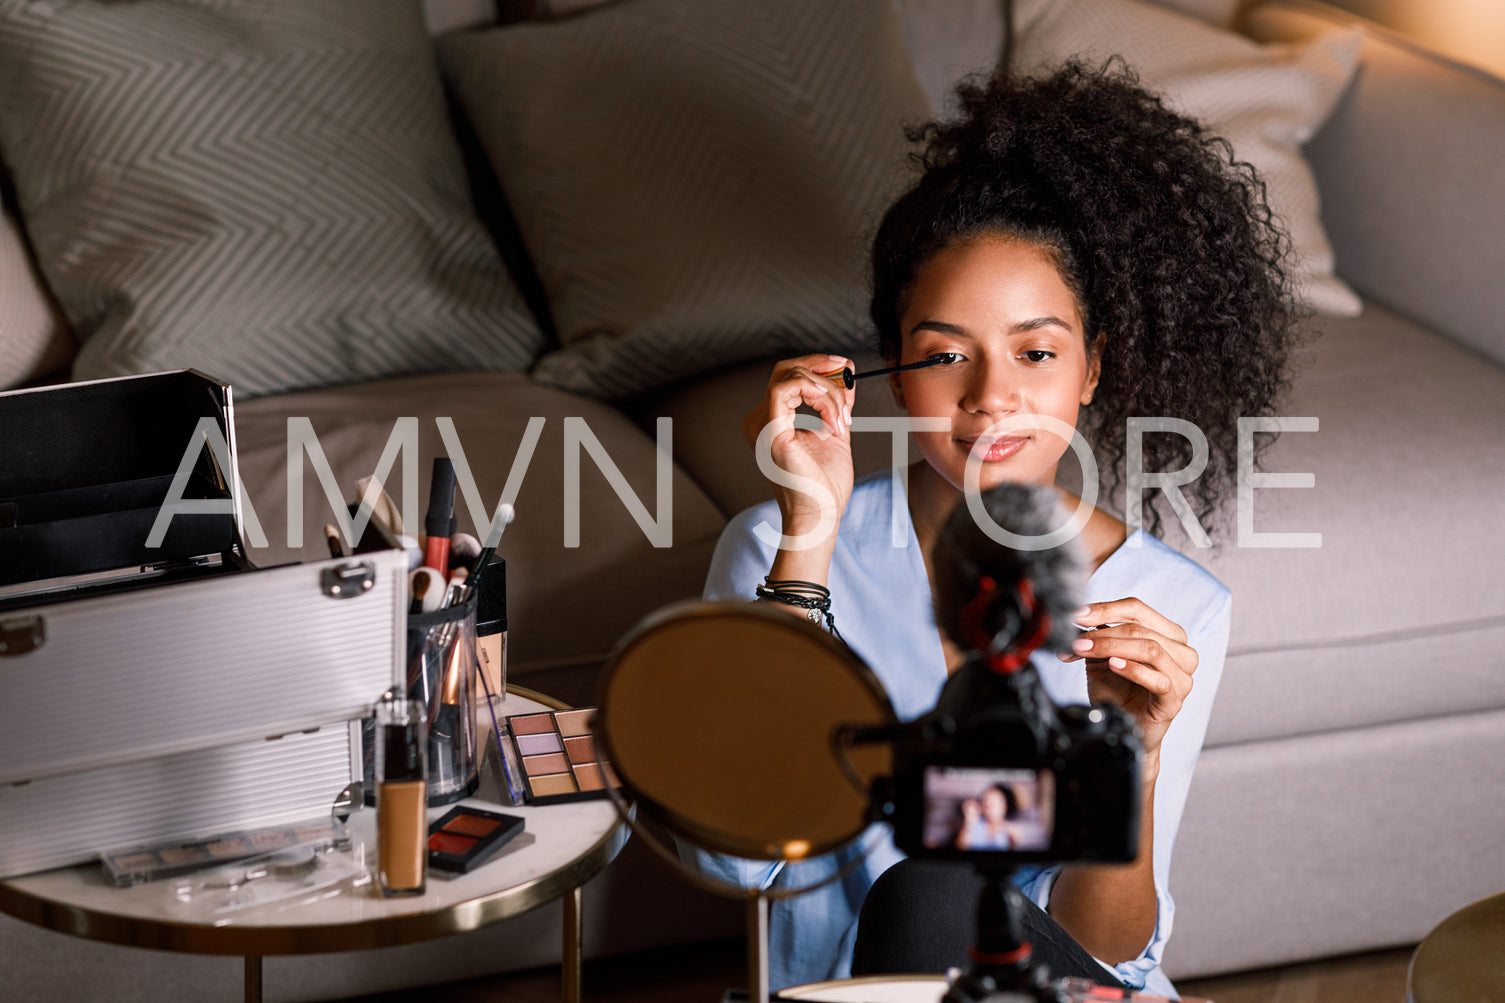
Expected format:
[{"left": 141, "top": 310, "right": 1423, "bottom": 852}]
[
  {"left": 101, "top": 817, "right": 349, "bottom": 887},
  {"left": 504, "top": 707, "right": 621, "bottom": 805},
  {"left": 427, "top": 806, "right": 525, "bottom": 874}
]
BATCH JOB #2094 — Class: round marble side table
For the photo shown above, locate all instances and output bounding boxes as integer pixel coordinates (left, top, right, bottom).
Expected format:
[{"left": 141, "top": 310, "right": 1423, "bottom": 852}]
[{"left": 0, "top": 687, "right": 628, "bottom": 1003}]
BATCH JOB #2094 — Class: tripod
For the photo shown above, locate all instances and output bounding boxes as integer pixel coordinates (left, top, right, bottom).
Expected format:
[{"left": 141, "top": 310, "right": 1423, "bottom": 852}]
[{"left": 942, "top": 864, "right": 1062, "bottom": 1003}]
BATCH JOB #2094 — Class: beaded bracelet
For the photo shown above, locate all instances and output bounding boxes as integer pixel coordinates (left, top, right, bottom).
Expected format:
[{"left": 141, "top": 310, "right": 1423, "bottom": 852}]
[{"left": 755, "top": 578, "right": 844, "bottom": 643}]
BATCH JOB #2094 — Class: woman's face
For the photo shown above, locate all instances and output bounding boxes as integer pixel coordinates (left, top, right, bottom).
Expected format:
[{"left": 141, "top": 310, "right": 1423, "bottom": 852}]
[
  {"left": 893, "top": 236, "right": 1100, "bottom": 494},
  {"left": 981, "top": 787, "right": 1009, "bottom": 823}
]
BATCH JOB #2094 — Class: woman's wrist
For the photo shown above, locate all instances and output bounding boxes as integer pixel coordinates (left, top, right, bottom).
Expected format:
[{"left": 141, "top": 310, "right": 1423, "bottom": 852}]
[
  {"left": 1140, "top": 748, "right": 1161, "bottom": 788},
  {"left": 767, "top": 538, "right": 838, "bottom": 589},
  {"left": 777, "top": 494, "right": 848, "bottom": 540}
]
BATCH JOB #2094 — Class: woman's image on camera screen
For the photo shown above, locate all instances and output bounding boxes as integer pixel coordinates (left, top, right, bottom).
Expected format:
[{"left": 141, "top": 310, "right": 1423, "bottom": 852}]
[{"left": 921, "top": 766, "right": 1055, "bottom": 853}]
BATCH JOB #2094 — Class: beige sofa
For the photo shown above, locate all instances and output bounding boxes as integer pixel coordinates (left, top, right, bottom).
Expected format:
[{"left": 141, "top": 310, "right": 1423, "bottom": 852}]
[{"left": 2, "top": 1, "right": 1503, "bottom": 999}]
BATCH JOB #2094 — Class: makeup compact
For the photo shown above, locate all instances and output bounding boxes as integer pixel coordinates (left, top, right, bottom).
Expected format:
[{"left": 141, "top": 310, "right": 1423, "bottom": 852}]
[
  {"left": 426, "top": 806, "right": 524, "bottom": 874},
  {"left": 504, "top": 708, "right": 621, "bottom": 804}
]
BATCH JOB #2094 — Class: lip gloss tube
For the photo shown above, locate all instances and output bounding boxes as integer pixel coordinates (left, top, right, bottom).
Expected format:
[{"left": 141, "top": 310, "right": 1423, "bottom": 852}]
[{"left": 376, "top": 696, "right": 428, "bottom": 897}]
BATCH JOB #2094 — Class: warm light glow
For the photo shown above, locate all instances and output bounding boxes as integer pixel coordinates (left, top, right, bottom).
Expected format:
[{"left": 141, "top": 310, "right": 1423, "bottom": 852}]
[{"left": 1333, "top": 0, "right": 1505, "bottom": 78}]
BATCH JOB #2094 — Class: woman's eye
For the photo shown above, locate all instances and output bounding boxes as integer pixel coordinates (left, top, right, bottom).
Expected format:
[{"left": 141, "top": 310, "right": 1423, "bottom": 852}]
[
  {"left": 926, "top": 352, "right": 961, "bottom": 366},
  {"left": 1022, "top": 350, "right": 1055, "bottom": 363}
]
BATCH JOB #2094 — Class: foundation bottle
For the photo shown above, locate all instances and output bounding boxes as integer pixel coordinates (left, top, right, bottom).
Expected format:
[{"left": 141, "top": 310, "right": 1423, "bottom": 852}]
[
  {"left": 376, "top": 695, "right": 427, "bottom": 897},
  {"left": 474, "top": 558, "right": 507, "bottom": 701}
]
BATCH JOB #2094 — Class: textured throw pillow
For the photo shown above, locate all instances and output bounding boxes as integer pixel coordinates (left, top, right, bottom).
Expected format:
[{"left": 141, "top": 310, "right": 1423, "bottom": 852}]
[
  {"left": 1012, "top": 0, "right": 1365, "bottom": 317},
  {"left": 0, "top": 0, "right": 545, "bottom": 398},
  {"left": 891, "top": 0, "right": 1238, "bottom": 120},
  {"left": 0, "top": 207, "right": 71, "bottom": 389},
  {"left": 441, "top": 0, "right": 932, "bottom": 399},
  {"left": 892, "top": 0, "right": 1010, "bottom": 116}
]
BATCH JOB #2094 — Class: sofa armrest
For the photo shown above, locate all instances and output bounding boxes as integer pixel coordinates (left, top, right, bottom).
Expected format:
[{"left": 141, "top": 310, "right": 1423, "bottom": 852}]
[{"left": 1243, "top": 1, "right": 1505, "bottom": 368}]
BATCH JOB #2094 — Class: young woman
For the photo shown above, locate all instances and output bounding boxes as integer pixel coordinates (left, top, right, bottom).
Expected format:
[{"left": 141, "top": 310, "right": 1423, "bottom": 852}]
[
  {"left": 698, "top": 62, "right": 1298, "bottom": 996},
  {"left": 955, "top": 785, "right": 1021, "bottom": 852}
]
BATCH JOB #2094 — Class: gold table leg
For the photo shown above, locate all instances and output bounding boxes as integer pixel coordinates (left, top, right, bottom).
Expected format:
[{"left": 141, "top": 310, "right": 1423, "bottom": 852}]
[
  {"left": 563, "top": 885, "right": 583, "bottom": 1003},
  {"left": 245, "top": 955, "right": 263, "bottom": 1003}
]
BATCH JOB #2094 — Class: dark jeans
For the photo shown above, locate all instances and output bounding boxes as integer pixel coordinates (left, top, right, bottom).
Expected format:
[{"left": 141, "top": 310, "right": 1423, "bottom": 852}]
[{"left": 851, "top": 860, "right": 1127, "bottom": 989}]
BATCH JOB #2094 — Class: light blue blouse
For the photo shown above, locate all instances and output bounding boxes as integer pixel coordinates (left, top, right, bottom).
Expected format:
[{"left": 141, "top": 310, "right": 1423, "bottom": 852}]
[{"left": 695, "top": 470, "right": 1231, "bottom": 997}]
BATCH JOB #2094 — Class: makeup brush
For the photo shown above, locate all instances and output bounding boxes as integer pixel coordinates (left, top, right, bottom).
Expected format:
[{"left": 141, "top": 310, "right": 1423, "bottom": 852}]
[
  {"left": 440, "top": 566, "right": 470, "bottom": 610},
  {"left": 439, "top": 616, "right": 467, "bottom": 706},
  {"left": 323, "top": 523, "right": 347, "bottom": 559},
  {"left": 470, "top": 502, "right": 516, "bottom": 581},
  {"left": 355, "top": 475, "right": 405, "bottom": 536},
  {"left": 409, "top": 567, "right": 445, "bottom": 615},
  {"left": 450, "top": 532, "right": 482, "bottom": 572},
  {"left": 821, "top": 352, "right": 959, "bottom": 390},
  {"left": 429, "top": 596, "right": 474, "bottom": 792}
]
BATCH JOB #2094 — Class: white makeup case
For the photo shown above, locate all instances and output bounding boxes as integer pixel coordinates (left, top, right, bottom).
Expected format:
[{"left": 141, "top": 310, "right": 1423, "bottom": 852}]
[{"left": 0, "top": 371, "right": 404, "bottom": 878}]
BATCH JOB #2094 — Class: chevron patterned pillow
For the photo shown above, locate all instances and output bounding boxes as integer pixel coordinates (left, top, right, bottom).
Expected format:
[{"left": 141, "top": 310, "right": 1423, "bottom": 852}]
[
  {"left": 441, "top": 0, "right": 932, "bottom": 400},
  {"left": 0, "top": 0, "right": 546, "bottom": 398}
]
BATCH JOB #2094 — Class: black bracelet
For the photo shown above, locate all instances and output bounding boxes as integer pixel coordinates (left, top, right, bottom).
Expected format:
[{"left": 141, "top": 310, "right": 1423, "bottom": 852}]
[{"left": 755, "top": 578, "right": 844, "bottom": 642}]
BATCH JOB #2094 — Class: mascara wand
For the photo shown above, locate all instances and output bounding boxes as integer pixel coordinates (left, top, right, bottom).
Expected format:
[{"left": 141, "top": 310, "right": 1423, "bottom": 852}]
[{"left": 822, "top": 352, "right": 958, "bottom": 389}]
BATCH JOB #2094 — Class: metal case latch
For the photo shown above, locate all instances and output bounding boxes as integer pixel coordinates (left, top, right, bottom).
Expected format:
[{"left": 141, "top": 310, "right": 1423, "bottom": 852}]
[
  {"left": 321, "top": 561, "right": 376, "bottom": 599},
  {"left": 0, "top": 615, "right": 45, "bottom": 656}
]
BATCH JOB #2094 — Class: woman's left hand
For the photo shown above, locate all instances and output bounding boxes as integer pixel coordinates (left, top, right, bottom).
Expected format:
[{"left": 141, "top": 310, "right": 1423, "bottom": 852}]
[{"left": 1058, "top": 597, "right": 1198, "bottom": 770}]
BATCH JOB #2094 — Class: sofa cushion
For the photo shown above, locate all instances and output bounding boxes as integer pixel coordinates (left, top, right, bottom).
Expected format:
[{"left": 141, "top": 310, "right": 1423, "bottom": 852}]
[
  {"left": 440, "top": 0, "right": 931, "bottom": 400},
  {"left": 1165, "top": 709, "right": 1505, "bottom": 977},
  {"left": 1177, "top": 303, "right": 1505, "bottom": 745},
  {"left": 0, "top": 0, "right": 545, "bottom": 398},
  {"left": 232, "top": 373, "right": 726, "bottom": 681},
  {"left": 0, "top": 207, "right": 70, "bottom": 389},
  {"left": 1012, "top": 0, "right": 1365, "bottom": 318}
]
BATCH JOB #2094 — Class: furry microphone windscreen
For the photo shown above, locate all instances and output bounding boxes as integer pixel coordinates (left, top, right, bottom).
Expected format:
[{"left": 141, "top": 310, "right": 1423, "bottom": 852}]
[{"left": 930, "top": 482, "right": 1086, "bottom": 657}]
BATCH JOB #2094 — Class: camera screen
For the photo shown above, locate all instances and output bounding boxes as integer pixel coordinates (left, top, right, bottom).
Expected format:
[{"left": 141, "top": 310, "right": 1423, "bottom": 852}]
[{"left": 920, "top": 766, "right": 1055, "bottom": 852}]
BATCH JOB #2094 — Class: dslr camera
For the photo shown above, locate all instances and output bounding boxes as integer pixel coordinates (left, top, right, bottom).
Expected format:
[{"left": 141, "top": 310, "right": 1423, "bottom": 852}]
[{"left": 863, "top": 484, "right": 1142, "bottom": 865}]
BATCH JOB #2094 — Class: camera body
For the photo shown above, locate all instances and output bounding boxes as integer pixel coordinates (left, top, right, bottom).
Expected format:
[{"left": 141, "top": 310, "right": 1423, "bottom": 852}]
[{"left": 878, "top": 654, "right": 1141, "bottom": 865}]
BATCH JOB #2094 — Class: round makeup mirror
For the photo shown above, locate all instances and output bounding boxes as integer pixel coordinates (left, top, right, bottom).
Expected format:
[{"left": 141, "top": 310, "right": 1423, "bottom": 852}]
[{"left": 597, "top": 601, "right": 896, "bottom": 862}]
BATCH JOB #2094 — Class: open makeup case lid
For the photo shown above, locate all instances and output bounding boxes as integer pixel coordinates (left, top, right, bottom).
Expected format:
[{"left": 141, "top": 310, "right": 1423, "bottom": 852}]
[
  {"left": 0, "top": 370, "right": 406, "bottom": 791},
  {"left": 0, "top": 370, "right": 245, "bottom": 591}
]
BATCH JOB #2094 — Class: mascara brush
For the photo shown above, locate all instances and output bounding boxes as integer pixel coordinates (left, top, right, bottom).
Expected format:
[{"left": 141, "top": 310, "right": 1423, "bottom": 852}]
[{"left": 821, "top": 352, "right": 958, "bottom": 390}]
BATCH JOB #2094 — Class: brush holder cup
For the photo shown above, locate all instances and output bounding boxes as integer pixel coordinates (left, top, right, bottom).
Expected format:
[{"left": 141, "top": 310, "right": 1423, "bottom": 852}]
[
  {"left": 363, "top": 594, "right": 481, "bottom": 807},
  {"left": 408, "top": 593, "right": 482, "bottom": 805}
]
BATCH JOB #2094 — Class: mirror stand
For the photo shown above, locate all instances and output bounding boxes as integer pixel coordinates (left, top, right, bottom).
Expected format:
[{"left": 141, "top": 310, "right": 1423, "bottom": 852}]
[{"left": 747, "top": 893, "right": 770, "bottom": 1003}]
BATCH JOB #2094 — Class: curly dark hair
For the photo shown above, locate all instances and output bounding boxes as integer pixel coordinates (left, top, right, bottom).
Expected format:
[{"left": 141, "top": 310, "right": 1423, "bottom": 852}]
[{"left": 870, "top": 60, "right": 1301, "bottom": 536}]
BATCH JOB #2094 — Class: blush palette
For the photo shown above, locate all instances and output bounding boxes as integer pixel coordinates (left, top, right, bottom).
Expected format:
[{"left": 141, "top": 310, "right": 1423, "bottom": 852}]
[
  {"left": 426, "top": 806, "right": 524, "bottom": 874},
  {"left": 504, "top": 707, "right": 620, "bottom": 805}
]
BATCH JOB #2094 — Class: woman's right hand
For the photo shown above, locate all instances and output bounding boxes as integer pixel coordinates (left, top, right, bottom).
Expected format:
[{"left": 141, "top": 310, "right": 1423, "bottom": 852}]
[{"left": 740, "top": 355, "right": 856, "bottom": 537}]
